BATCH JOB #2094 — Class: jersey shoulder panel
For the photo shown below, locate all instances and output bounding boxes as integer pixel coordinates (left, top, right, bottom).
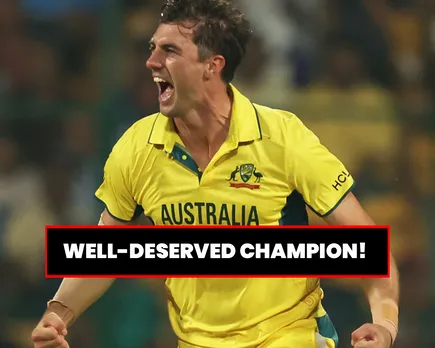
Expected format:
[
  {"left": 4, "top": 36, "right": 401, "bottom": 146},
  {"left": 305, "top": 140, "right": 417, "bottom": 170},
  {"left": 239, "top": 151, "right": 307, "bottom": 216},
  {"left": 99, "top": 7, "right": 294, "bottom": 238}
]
[
  {"left": 111, "top": 113, "right": 160, "bottom": 159},
  {"left": 252, "top": 103, "right": 301, "bottom": 147}
]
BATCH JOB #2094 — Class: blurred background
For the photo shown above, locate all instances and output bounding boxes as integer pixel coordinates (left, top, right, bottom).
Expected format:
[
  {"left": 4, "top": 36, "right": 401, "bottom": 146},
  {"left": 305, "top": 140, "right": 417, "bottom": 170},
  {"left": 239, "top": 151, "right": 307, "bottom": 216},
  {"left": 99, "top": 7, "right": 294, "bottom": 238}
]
[{"left": 0, "top": 0, "right": 434, "bottom": 347}]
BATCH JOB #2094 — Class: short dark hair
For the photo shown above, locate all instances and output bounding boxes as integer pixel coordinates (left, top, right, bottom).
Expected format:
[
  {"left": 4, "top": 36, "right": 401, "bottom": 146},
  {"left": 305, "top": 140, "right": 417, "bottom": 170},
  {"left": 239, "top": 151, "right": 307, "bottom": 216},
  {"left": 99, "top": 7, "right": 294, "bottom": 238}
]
[{"left": 160, "top": 0, "right": 251, "bottom": 83}]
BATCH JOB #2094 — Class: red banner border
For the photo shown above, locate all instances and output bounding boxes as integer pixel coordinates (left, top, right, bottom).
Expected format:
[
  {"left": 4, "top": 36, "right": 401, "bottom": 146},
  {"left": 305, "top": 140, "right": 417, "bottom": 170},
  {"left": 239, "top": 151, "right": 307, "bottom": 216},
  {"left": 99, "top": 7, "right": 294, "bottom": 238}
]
[{"left": 45, "top": 225, "right": 390, "bottom": 279}]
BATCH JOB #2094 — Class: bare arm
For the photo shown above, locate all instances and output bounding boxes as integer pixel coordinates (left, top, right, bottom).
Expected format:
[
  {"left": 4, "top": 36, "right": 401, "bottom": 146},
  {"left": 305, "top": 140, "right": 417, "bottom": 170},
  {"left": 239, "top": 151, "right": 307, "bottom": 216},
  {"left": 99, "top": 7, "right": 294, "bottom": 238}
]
[
  {"left": 45, "top": 209, "right": 132, "bottom": 327},
  {"left": 324, "top": 193, "right": 399, "bottom": 344}
]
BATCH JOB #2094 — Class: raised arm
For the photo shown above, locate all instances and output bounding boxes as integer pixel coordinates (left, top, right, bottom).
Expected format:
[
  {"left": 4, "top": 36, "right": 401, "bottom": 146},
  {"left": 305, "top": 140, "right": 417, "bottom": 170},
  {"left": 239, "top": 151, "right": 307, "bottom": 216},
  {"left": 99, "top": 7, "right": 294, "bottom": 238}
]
[
  {"left": 32, "top": 129, "right": 145, "bottom": 347},
  {"left": 31, "top": 210, "right": 133, "bottom": 348},
  {"left": 325, "top": 193, "right": 399, "bottom": 348}
]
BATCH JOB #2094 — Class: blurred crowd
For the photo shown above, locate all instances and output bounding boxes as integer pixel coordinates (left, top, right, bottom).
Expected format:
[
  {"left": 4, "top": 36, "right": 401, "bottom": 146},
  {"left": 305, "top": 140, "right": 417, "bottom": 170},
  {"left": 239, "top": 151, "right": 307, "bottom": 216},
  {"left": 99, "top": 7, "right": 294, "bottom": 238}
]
[{"left": 0, "top": 0, "right": 434, "bottom": 347}]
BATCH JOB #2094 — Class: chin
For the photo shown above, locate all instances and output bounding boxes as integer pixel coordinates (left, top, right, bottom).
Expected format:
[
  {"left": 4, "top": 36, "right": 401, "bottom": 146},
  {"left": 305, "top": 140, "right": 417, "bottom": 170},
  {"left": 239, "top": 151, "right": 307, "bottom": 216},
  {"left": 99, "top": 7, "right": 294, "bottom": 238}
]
[
  {"left": 159, "top": 102, "right": 183, "bottom": 119},
  {"left": 159, "top": 105, "right": 175, "bottom": 118},
  {"left": 161, "top": 109, "right": 182, "bottom": 119}
]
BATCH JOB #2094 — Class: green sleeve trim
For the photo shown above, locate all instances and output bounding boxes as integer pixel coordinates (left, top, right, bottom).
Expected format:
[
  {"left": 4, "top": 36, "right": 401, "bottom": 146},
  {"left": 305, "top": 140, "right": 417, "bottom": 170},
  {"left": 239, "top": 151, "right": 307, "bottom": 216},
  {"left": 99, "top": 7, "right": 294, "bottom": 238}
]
[
  {"left": 106, "top": 206, "right": 132, "bottom": 223},
  {"left": 96, "top": 197, "right": 143, "bottom": 223},
  {"left": 307, "top": 180, "right": 356, "bottom": 218}
]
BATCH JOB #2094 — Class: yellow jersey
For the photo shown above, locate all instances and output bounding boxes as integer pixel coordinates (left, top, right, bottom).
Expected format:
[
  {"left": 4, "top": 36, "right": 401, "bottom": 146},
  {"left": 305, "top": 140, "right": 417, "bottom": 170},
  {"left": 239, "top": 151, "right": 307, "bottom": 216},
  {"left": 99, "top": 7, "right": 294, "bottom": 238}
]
[{"left": 95, "top": 85, "right": 354, "bottom": 348}]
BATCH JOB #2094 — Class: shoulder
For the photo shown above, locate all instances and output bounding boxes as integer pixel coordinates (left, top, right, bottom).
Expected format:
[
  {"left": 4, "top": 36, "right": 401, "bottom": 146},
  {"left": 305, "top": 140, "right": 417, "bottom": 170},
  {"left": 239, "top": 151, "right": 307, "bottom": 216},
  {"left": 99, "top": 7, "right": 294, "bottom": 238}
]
[
  {"left": 253, "top": 103, "right": 315, "bottom": 146},
  {"left": 111, "top": 113, "right": 160, "bottom": 159}
]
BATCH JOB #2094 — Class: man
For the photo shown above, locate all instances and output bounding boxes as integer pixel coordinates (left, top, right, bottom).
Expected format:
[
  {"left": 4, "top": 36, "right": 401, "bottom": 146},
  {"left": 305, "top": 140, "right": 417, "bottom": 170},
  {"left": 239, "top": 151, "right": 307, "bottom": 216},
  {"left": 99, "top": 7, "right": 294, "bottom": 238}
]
[{"left": 31, "top": 0, "right": 399, "bottom": 347}]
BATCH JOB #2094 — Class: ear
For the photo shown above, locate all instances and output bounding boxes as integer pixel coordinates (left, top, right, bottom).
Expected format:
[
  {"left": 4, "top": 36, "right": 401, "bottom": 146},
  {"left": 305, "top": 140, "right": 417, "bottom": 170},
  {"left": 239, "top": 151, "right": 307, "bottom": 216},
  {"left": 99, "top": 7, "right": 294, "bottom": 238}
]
[{"left": 204, "top": 55, "right": 226, "bottom": 80}]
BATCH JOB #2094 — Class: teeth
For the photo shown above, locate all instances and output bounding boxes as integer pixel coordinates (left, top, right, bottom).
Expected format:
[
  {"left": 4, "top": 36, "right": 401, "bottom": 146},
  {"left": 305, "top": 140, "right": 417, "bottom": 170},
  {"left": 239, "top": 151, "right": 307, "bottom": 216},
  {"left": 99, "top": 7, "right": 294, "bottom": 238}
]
[{"left": 153, "top": 77, "right": 166, "bottom": 83}]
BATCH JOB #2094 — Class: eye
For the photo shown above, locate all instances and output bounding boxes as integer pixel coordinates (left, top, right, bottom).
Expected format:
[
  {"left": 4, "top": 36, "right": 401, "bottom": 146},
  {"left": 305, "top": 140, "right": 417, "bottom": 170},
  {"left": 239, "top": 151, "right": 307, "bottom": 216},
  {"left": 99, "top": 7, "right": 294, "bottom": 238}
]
[{"left": 164, "top": 47, "right": 176, "bottom": 54}]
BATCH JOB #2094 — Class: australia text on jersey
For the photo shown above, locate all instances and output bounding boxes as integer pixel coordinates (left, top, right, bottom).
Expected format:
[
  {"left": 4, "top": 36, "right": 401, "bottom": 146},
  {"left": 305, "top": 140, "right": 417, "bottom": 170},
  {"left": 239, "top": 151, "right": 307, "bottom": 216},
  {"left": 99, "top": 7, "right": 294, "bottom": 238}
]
[{"left": 161, "top": 202, "right": 259, "bottom": 225}]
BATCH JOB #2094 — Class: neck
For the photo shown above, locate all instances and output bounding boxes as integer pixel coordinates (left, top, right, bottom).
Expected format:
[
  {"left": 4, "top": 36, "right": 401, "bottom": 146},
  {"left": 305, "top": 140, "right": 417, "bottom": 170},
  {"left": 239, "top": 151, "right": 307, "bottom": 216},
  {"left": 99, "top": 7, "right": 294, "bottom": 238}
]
[{"left": 174, "top": 84, "right": 232, "bottom": 147}]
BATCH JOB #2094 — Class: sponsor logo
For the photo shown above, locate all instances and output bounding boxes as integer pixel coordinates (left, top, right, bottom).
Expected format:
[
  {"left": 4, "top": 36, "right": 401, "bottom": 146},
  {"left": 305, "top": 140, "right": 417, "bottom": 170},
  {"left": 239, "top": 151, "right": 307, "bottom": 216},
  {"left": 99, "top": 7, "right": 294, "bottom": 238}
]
[{"left": 332, "top": 170, "right": 352, "bottom": 191}]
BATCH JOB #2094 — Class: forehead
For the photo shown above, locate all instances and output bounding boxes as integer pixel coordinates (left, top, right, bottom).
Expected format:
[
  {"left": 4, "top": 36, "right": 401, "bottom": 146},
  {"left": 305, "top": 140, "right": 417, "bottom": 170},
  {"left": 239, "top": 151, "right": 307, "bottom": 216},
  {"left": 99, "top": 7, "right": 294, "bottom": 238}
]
[{"left": 151, "top": 22, "right": 196, "bottom": 45}]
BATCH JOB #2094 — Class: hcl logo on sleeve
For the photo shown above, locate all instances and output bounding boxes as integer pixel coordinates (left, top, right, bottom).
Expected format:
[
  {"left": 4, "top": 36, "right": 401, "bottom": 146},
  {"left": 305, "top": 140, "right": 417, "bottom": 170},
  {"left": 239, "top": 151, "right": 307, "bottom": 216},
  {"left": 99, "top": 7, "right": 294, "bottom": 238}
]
[{"left": 332, "top": 171, "right": 352, "bottom": 191}]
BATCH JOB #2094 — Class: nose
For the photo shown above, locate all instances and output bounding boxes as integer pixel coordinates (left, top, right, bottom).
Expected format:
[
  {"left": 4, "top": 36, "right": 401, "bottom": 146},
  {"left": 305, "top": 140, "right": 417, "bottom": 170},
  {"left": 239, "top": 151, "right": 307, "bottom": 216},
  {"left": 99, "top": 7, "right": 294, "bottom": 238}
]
[{"left": 146, "top": 51, "right": 164, "bottom": 71}]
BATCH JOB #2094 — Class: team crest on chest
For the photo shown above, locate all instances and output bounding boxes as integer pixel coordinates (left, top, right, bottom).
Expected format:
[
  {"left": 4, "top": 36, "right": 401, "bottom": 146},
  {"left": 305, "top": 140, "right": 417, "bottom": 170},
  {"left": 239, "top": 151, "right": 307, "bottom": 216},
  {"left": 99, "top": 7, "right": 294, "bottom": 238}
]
[{"left": 227, "top": 163, "right": 263, "bottom": 190}]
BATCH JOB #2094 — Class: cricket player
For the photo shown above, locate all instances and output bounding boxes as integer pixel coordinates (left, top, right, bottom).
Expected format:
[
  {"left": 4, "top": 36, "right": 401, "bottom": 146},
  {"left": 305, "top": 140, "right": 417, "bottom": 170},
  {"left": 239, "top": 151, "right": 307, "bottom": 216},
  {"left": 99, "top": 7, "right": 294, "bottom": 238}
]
[{"left": 31, "top": 0, "right": 399, "bottom": 347}]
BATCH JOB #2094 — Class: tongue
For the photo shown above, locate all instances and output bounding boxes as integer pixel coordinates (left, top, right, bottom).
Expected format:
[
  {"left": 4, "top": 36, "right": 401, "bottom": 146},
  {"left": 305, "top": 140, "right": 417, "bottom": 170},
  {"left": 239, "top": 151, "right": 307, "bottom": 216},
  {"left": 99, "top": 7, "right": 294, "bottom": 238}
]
[{"left": 161, "top": 85, "right": 174, "bottom": 101}]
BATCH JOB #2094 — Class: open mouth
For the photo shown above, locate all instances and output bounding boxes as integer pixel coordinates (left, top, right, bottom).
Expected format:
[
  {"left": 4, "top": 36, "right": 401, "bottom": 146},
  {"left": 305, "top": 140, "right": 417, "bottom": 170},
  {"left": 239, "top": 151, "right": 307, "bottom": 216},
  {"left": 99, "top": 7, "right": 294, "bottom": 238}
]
[{"left": 153, "top": 77, "right": 174, "bottom": 103}]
